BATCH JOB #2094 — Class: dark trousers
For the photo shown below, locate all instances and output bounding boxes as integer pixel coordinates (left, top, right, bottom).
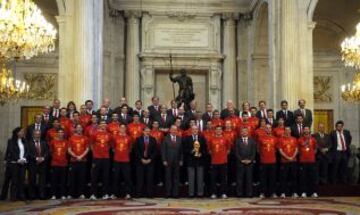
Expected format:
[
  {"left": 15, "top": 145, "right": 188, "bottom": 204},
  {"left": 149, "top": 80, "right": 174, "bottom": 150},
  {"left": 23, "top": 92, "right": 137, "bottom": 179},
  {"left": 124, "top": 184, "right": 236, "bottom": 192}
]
[
  {"left": 210, "top": 164, "right": 227, "bottom": 195},
  {"left": 91, "top": 159, "right": 110, "bottom": 196},
  {"left": 112, "top": 162, "right": 132, "bottom": 196},
  {"left": 154, "top": 154, "right": 164, "bottom": 184},
  {"left": 28, "top": 162, "right": 47, "bottom": 199},
  {"left": 7, "top": 163, "right": 26, "bottom": 200},
  {"left": 280, "top": 162, "right": 298, "bottom": 194},
  {"left": 51, "top": 166, "right": 67, "bottom": 197},
  {"left": 136, "top": 162, "right": 154, "bottom": 197},
  {"left": 0, "top": 163, "right": 11, "bottom": 200},
  {"left": 300, "top": 163, "right": 316, "bottom": 194},
  {"left": 332, "top": 151, "right": 348, "bottom": 184},
  {"left": 316, "top": 155, "right": 329, "bottom": 184},
  {"left": 236, "top": 162, "right": 253, "bottom": 197},
  {"left": 228, "top": 154, "right": 236, "bottom": 185},
  {"left": 259, "top": 164, "right": 276, "bottom": 195},
  {"left": 69, "top": 162, "right": 87, "bottom": 197},
  {"left": 187, "top": 166, "right": 204, "bottom": 197},
  {"left": 165, "top": 163, "right": 180, "bottom": 197}
]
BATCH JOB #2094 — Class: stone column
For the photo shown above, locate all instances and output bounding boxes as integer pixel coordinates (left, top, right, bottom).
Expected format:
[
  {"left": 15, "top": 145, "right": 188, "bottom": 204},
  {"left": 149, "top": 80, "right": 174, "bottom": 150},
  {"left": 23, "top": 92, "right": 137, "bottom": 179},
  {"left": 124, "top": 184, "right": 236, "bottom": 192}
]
[
  {"left": 222, "top": 13, "right": 237, "bottom": 107},
  {"left": 124, "top": 11, "right": 141, "bottom": 105}
]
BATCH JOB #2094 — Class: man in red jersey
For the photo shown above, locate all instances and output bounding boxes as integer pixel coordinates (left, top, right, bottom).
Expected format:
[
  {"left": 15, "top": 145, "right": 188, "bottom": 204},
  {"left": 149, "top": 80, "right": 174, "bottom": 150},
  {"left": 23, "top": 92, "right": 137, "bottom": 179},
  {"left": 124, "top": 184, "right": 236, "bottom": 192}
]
[
  {"left": 49, "top": 129, "right": 69, "bottom": 200},
  {"left": 254, "top": 118, "right": 268, "bottom": 142},
  {"left": 278, "top": 127, "right": 298, "bottom": 198},
  {"left": 258, "top": 124, "right": 278, "bottom": 198},
  {"left": 183, "top": 119, "right": 196, "bottom": 137},
  {"left": 208, "top": 125, "right": 230, "bottom": 199},
  {"left": 223, "top": 120, "right": 237, "bottom": 186},
  {"left": 66, "top": 111, "right": 81, "bottom": 136},
  {"left": 174, "top": 118, "right": 184, "bottom": 137},
  {"left": 79, "top": 104, "right": 92, "bottom": 128},
  {"left": 248, "top": 107, "right": 259, "bottom": 129},
  {"left": 211, "top": 110, "right": 224, "bottom": 128},
  {"left": 46, "top": 118, "right": 62, "bottom": 142},
  {"left": 273, "top": 117, "right": 286, "bottom": 138},
  {"left": 107, "top": 113, "right": 121, "bottom": 137},
  {"left": 85, "top": 114, "right": 98, "bottom": 138},
  {"left": 59, "top": 107, "right": 71, "bottom": 130},
  {"left": 128, "top": 113, "right": 146, "bottom": 142},
  {"left": 89, "top": 120, "right": 112, "bottom": 200},
  {"left": 150, "top": 120, "right": 165, "bottom": 187},
  {"left": 202, "top": 121, "right": 214, "bottom": 143},
  {"left": 239, "top": 113, "right": 255, "bottom": 138},
  {"left": 298, "top": 126, "right": 318, "bottom": 198},
  {"left": 224, "top": 109, "right": 241, "bottom": 132},
  {"left": 111, "top": 124, "right": 133, "bottom": 200},
  {"left": 68, "top": 124, "right": 89, "bottom": 199}
]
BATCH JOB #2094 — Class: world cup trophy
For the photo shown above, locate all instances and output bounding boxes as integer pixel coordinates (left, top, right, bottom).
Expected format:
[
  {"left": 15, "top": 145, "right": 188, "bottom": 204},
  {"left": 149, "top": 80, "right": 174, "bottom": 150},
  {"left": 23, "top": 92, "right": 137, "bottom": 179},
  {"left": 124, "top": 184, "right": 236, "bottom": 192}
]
[{"left": 193, "top": 140, "right": 201, "bottom": 157}]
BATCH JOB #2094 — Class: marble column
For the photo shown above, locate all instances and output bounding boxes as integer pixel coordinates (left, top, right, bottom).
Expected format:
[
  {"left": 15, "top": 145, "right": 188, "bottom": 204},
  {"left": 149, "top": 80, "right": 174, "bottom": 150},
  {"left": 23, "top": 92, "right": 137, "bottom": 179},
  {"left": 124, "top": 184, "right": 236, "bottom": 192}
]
[
  {"left": 124, "top": 11, "right": 141, "bottom": 106},
  {"left": 222, "top": 13, "right": 237, "bottom": 107}
]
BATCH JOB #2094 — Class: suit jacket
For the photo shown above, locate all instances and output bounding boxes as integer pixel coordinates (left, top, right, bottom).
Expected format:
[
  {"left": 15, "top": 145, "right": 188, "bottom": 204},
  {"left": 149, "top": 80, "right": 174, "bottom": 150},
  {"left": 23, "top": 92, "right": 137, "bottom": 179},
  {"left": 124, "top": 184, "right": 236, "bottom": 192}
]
[
  {"left": 313, "top": 132, "right": 332, "bottom": 159},
  {"left": 290, "top": 123, "right": 303, "bottom": 139},
  {"left": 148, "top": 105, "right": 161, "bottom": 120},
  {"left": 293, "top": 108, "right": 313, "bottom": 127},
  {"left": 96, "top": 108, "right": 113, "bottom": 119},
  {"left": 167, "top": 108, "right": 179, "bottom": 119},
  {"left": 49, "top": 107, "right": 60, "bottom": 119},
  {"left": 177, "top": 114, "right": 190, "bottom": 130},
  {"left": 220, "top": 108, "right": 240, "bottom": 120},
  {"left": 156, "top": 114, "right": 174, "bottom": 129},
  {"left": 234, "top": 137, "right": 256, "bottom": 162},
  {"left": 330, "top": 129, "right": 352, "bottom": 156},
  {"left": 276, "top": 109, "right": 294, "bottom": 126},
  {"left": 133, "top": 109, "right": 144, "bottom": 117},
  {"left": 266, "top": 117, "right": 277, "bottom": 127},
  {"left": 26, "top": 123, "right": 47, "bottom": 141},
  {"left": 161, "top": 135, "right": 183, "bottom": 165},
  {"left": 134, "top": 135, "right": 157, "bottom": 162},
  {"left": 5, "top": 138, "right": 29, "bottom": 162},
  {"left": 202, "top": 112, "right": 213, "bottom": 125},
  {"left": 97, "top": 114, "right": 111, "bottom": 123},
  {"left": 256, "top": 109, "right": 268, "bottom": 119},
  {"left": 140, "top": 117, "right": 152, "bottom": 127},
  {"left": 119, "top": 114, "right": 133, "bottom": 125},
  {"left": 183, "top": 135, "right": 207, "bottom": 167},
  {"left": 27, "top": 139, "right": 49, "bottom": 163}
]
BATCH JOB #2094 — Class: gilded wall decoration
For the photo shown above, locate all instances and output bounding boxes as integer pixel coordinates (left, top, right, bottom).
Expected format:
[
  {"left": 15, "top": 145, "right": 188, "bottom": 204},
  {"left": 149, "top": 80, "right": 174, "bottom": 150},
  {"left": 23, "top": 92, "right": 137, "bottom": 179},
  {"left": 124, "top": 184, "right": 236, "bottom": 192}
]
[
  {"left": 23, "top": 73, "right": 57, "bottom": 100},
  {"left": 314, "top": 76, "right": 332, "bottom": 103}
]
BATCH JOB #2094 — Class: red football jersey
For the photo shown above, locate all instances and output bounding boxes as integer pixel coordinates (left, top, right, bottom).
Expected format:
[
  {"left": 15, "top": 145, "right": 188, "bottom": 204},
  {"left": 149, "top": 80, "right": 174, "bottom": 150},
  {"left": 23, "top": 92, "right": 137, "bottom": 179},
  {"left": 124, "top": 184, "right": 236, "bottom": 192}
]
[
  {"left": 49, "top": 139, "right": 69, "bottom": 167},
  {"left": 69, "top": 135, "right": 89, "bottom": 162},
  {"left": 258, "top": 135, "right": 277, "bottom": 164},
  {"left": 277, "top": 136, "right": 298, "bottom": 163},
  {"left": 112, "top": 134, "right": 132, "bottom": 162},
  {"left": 208, "top": 136, "right": 230, "bottom": 165},
  {"left": 92, "top": 130, "right": 111, "bottom": 159},
  {"left": 298, "top": 136, "right": 317, "bottom": 163}
]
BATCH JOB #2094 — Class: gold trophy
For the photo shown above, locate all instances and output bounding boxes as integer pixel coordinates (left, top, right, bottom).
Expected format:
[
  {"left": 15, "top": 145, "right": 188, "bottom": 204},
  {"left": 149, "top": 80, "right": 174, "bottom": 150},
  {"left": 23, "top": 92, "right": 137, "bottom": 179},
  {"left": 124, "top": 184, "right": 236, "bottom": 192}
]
[{"left": 193, "top": 140, "right": 201, "bottom": 157}]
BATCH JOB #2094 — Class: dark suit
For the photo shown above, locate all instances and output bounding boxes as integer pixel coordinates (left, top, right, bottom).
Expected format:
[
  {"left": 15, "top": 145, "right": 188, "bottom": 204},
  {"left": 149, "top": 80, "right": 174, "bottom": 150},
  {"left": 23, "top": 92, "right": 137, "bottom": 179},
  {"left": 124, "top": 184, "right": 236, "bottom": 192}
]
[
  {"left": 119, "top": 113, "right": 132, "bottom": 125},
  {"left": 148, "top": 105, "right": 161, "bottom": 120},
  {"left": 177, "top": 115, "right": 190, "bottom": 130},
  {"left": 276, "top": 109, "right": 294, "bottom": 126},
  {"left": 133, "top": 109, "right": 144, "bottom": 117},
  {"left": 157, "top": 114, "right": 174, "bottom": 129},
  {"left": 96, "top": 108, "right": 113, "bottom": 119},
  {"left": 50, "top": 107, "right": 60, "bottom": 119},
  {"left": 256, "top": 109, "right": 268, "bottom": 119},
  {"left": 291, "top": 123, "right": 303, "bottom": 139},
  {"left": 3, "top": 138, "right": 28, "bottom": 200},
  {"left": 167, "top": 108, "right": 178, "bottom": 119},
  {"left": 234, "top": 137, "right": 256, "bottom": 197},
  {"left": 140, "top": 117, "right": 152, "bottom": 127},
  {"left": 26, "top": 123, "right": 47, "bottom": 141},
  {"left": 202, "top": 112, "right": 213, "bottom": 125},
  {"left": 27, "top": 139, "right": 49, "bottom": 199},
  {"left": 161, "top": 135, "right": 183, "bottom": 197},
  {"left": 134, "top": 135, "right": 157, "bottom": 197},
  {"left": 220, "top": 108, "right": 240, "bottom": 120},
  {"left": 330, "top": 129, "right": 352, "bottom": 184},
  {"left": 266, "top": 118, "right": 277, "bottom": 128},
  {"left": 97, "top": 114, "right": 111, "bottom": 123},
  {"left": 293, "top": 108, "right": 313, "bottom": 127},
  {"left": 313, "top": 133, "right": 332, "bottom": 184}
]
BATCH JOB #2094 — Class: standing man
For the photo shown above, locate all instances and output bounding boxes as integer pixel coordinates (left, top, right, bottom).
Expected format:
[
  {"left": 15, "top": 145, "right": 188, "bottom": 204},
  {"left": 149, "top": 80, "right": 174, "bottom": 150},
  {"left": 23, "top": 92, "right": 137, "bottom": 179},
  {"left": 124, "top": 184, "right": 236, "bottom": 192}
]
[
  {"left": 220, "top": 100, "right": 239, "bottom": 119},
  {"left": 27, "top": 114, "right": 47, "bottom": 141},
  {"left": 314, "top": 123, "right": 332, "bottom": 185},
  {"left": 134, "top": 127, "right": 157, "bottom": 197},
  {"left": 291, "top": 115, "right": 305, "bottom": 139},
  {"left": 50, "top": 98, "right": 61, "bottom": 119},
  {"left": 256, "top": 100, "right": 268, "bottom": 119},
  {"left": 234, "top": 127, "right": 256, "bottom": 197},
  {"left": 28, "top": 130, "right": 49, "bottom": 200},
  {"left": 331, "top": 120, "right": 352, "bottom": 184},
  {"left": 298, "top": 126, "right": 318, "bottom": 198},
  {"left": 202, "top": 103, "right": 213, "bottom": 125},
  {"left": 293, "top": 99, "right": 313, "bottom": 127},
  {"left": 148, "top": 96, "right": 161, "bottom": 120},
  {"left": 161, "top": 125, "right": 183, "bottom": 198},
  {"left": 276, "top": 100, "right": 294, "bottom": 126}
]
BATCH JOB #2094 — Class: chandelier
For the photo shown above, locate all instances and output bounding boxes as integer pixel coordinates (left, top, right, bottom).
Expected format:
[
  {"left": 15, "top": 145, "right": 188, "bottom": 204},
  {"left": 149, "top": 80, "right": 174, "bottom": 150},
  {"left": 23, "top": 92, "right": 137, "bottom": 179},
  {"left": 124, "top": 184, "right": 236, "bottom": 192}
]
[
  {"left": 0, "top": 63, "right": 29, "bottom": 105},
  {"left": 340, "top": 22, "right": 360, "bottom": 102}
]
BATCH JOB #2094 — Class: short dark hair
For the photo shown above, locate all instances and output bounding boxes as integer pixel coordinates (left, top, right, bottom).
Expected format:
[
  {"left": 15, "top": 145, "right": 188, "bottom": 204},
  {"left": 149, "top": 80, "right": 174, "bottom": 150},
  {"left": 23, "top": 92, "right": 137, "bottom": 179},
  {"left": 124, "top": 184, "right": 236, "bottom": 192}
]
[
  {"left": 280, "top": 100, "right": 288, "bottom": 105},
  {"left": 85, "top": 100, "right": 93, "bottom": 105},
  {"left": 335, "top": 120, "right": 344, "bottom": 126}
]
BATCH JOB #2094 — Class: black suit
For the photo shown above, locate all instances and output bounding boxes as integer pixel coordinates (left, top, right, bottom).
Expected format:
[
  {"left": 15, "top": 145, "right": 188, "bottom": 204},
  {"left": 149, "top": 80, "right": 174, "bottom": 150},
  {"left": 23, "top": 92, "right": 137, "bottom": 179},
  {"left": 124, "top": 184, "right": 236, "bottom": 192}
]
[
  {"left": 234, "top": 137, "right": 256, "bottom": 197},
  {"left": 313, "top": 133, "right": 332, "bottom": 184},
  {"left": 256, "top": 109, "right": 268, "bottom": 119},
  {"left": 27, "top": 139, "right": 49, "bottom": 199},
  {"left": 291, "top": 123, "right": 304, "bottom": 139},
  {"left": 293, "top": 108, "right": 313, "bottom": 127},
  {"left": 330, "top": 129, "right": 352, "bottom": 184},
  {"left": 167, "top": 108, "right": 178, "bottom": 119},
  {"left": 220, "top": 108, "right": 240, "bottom": 120},
  {"left": 133, "top": 109, "right": 144, "bottom": 117},
  {"left": 177, "top": 115, "right": 190, "bottom": 130},
  {"left": 276, "top": 109, "right": 294, "bottom": 126},
  {"left": 157, "top": 114, "right": 174, "bottom": 129},
  {"left": 119, "top": 113, "right": 132, "bottom": 125},
  {"left": 202, "top": 112, "right": 213, "bottom": 125},
  {"left": 148, "top": 105, "right": 161, "bottom": 120},
  {"left": 2, "top": 138, "right": 28, "bottom": 200},
  {"left": 26, "top": 123, "right": 47, "bottom": 141},
  {"left": 96, "top": 108, "right": 113, "bottom": 119},
  {"left": 140, "top": 117, "right": 152, "bottom": 128},
  {"left": 134, "top": 136, "right": 157, "bottom": 197},
  {"left": 50, "top": 107, "right": 60, "bottom": 119}
]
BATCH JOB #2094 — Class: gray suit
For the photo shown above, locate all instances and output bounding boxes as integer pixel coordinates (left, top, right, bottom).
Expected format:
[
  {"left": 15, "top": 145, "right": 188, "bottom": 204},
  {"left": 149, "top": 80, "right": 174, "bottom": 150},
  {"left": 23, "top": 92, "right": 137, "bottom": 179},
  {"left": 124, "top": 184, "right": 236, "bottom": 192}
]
[{"left": 161, "top": 134, "right": 183, "bottom": 197}]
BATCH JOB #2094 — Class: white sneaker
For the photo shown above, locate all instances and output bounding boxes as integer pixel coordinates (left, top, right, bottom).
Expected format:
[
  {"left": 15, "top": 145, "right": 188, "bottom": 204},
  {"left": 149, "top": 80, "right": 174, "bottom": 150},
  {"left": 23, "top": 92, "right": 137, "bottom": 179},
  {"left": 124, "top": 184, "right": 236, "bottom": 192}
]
[
  {"left": 67, "top": 195, "right": 72, "bottom": 200},
  {"left": 311, "top": 193, "right": 318, "bottom": 198},
  {"left": 102, "top": 194, "right": 110, "bottom": 200},
  {"left": 292, "top": 193, "right": 299, "bottom": 198},
  {"left": 271, "top": 193, "right": 278, "bottom": 198},
  {"left": 61, "top": 196, "right": 66, "bottom": 200},
  {"left": 221, "top": 194, "right": 228, "bottom": 199},
  {"left": 79, "top": 195, "right": 85, "bottom": 199},
  {"left": 110, "top": 194, "right": 117, "bottom": 200},
  {"left": 125, "top": 194, "right": 131, "bottom": 200},
  {"left": 157, "top": 182, "right": 163, "bottom": 187},
  {"left": 50, "top": 195, "right": 56, "bottom": 200},
  {"left": 301, "top": 192, "right": 307, "bottom": 198},
  {"left": 89, "top": 194, "right": 97, "bottom": 200},
  {"left": 211, "top": 194, "right": 217, "bottom": 199},
  {"left": 259, "top": 193, "right": 265, "bottom": 198},
  {"left": 280, "top": 193, "right": 286, "bottom": 198}
]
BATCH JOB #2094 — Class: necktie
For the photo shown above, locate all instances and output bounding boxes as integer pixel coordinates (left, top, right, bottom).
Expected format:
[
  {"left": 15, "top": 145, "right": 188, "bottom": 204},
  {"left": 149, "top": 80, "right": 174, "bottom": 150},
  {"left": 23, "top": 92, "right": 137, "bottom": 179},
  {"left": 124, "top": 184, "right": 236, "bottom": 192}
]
[
  {"left": 340, "top": 132, "right": 346, "bottom": 151},
  {"left": 298, "top": 124, "right": 302, "bottom": 135},
  {"left": 301, "top": 109, "right": 306, "bottom": 117},
  {"left": 171, "top": 135, "right": 176, "bottom": 147},
  {"left": 145, "top": 118, "right": 148, "bottom": 124},
  {"left": 284, "top": 110, "right": 287, "bottom": 119},
  {"left": 35, "top": 141, "right": 41, "bottom": 157},
  {"left": 262, "top": 110, "right": 266, "bottom": 118},
  {"left": 243, "top": 138, "right": 248, "bottom": 145},
  {"left": 209, "top": 112, "right": 212, "bottom": 118},
  {"left": 44, "top": 115, "right": 49, "bottom": 121},
  {"left": 35, "top": 124, "right": 40, "bottom": 130},
  {"left": 162, "top": 114, "right": 166, "bottom": 123},
  {"left": 155, "top": 106, "right": 158, "bottom": 111},
  {"left": 144, "top": 136, "right": 149, "bottom": 157}
]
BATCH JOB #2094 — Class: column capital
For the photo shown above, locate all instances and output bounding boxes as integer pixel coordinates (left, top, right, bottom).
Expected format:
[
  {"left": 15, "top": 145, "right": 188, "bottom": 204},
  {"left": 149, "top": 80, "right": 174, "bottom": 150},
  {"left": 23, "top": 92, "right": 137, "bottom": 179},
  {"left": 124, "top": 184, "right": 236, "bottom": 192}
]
[
  {"left": 222, "top": 13, "right": 238, "bottom": 21},
  {"left": 124, "top": 10, "right": 142, "bottom": 19}
]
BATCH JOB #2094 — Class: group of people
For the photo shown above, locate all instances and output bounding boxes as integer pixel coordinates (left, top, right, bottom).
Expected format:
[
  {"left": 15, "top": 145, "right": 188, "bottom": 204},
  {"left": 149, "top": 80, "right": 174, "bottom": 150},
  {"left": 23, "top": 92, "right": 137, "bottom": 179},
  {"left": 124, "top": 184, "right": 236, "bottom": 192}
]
[{"left": 0, "top": 96, "right": 353, "bottom": 201}]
